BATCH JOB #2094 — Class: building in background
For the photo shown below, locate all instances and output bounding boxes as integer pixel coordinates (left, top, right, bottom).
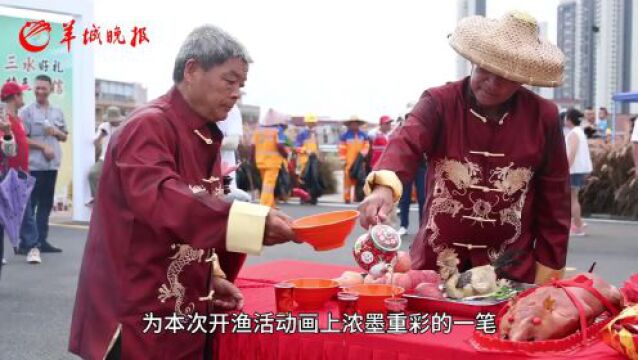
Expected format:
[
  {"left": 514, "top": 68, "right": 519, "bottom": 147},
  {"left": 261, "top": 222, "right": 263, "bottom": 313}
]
[
  {"left": 455, "top": 0, "right": 487, "bottom": 80},
  {"left": 556, "top": 1, "right": 577, "bottom": 106},
  {"left": 575, "top": 0, "right": 597, "bottom": 109},
  {"left": 555, "top": 0, "right": 596, "bottom": 108},
  {"left": 95, "top": 78, "right": 147, "bottom": 123},
  {"left": 555, "top": 0, "right": 634, "bottom": 113},
  {"left": 593, "top": 0, "right": 633, "bottom": 112}
]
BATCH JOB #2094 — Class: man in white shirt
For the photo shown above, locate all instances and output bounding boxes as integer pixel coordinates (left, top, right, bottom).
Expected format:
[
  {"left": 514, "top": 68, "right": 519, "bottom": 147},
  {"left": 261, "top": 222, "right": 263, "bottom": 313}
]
[
  {"left": 87, "top": 106, "right": 123, "bottom": 204},
  {"left": 217, "top": 104, "right": 251, "bottom": 201}
]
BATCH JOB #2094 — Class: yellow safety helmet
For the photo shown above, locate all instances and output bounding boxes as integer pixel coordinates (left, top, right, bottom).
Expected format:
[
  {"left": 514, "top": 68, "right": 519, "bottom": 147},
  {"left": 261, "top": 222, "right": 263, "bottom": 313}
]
[{"left": 304, "top": 113, "right": 318, "bottom": 124}]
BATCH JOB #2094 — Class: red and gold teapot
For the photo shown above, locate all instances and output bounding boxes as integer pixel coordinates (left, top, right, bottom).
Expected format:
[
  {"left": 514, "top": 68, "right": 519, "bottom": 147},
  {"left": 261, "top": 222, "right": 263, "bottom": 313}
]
[{"left": 353, "top": 224, "right": 401, "bottom": 273}]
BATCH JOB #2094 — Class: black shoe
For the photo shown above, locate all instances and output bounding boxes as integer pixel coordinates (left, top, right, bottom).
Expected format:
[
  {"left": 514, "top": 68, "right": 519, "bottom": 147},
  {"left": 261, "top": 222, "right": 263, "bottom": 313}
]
[{"left": 40, "top": 243, "right": 62, "bottom": 253}]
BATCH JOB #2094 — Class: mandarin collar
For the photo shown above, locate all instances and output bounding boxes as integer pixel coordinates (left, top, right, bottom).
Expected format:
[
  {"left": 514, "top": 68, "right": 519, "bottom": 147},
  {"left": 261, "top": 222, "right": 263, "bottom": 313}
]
[
  {"left": 462, "top": 77, "right": 517, "bottom": 123},
  {"left": 168, "top": 86, "right": 212, "bottom": 132}
]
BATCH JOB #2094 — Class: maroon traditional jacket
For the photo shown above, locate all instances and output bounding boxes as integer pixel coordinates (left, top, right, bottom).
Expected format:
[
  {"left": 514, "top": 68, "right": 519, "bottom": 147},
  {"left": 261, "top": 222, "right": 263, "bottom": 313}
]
[
  {"left": 375, "top": 78, "right": 570, "bottom": 283},
  {"left": 69, "top": 87, "right": 245, "bottom": 359}
]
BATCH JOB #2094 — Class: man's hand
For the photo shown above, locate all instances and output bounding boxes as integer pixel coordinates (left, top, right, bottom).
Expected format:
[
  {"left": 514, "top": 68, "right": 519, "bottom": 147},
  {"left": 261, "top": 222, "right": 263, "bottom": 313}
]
[
  {"left": 211, "top": 277, "right": 244, "bottom": 311},
  {"left": 221, "top": 162, "right": 239, "bottom": 177},
  {"left": 42, "top": 144, "right": 55, "bottom": 161},
  {"left": 45, "top": 125, "right": 56, "bottom": 137},
  {"left": 358, "top": 186, "right": 394, "bottom": 229},
  {"left": 263, "top": 209, "right": 299, "bottom": 246},
  {"left": 0, "top": 120, "right": 10, "bottom": 134}
]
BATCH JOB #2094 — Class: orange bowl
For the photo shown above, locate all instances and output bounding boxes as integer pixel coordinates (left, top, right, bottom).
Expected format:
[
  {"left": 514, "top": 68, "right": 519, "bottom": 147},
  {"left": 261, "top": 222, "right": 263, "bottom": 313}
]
[
  {"left": 348, "top": 284, "right": 405, "bottom": 313},
  {"left": 292, "top": 210, "right": 359, "bottom": 251},
  {"left": 287, "top": 278, "right": 340, "bottom": 310}
]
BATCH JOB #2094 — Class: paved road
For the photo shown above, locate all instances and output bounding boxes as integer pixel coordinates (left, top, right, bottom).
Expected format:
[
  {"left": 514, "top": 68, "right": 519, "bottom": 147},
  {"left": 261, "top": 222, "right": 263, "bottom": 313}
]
[{"left": 0, "top": 203, "right": 636, "bottom": 359}]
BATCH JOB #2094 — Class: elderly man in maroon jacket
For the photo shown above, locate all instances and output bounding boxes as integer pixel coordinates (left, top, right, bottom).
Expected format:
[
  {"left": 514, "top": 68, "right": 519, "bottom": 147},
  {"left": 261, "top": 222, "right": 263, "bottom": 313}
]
[
  {"left": 69, "top": 25, "right": 298, "bottom": 360},
  {"left": 359, "top": 11, "right": 571, "bottom": 286}
]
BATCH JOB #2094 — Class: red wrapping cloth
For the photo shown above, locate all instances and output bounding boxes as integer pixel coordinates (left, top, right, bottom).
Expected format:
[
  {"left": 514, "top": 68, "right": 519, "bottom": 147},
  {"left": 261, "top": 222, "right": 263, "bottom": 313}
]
[{"left": 214, "top": 260, "right": 623, "bottom": 360}]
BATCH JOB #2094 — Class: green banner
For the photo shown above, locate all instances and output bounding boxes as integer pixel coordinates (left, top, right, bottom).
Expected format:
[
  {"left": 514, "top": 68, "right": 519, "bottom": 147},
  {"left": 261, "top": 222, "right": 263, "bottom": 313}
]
[{"left": 0, "top": 15, "right": 74, "bottom": 211}]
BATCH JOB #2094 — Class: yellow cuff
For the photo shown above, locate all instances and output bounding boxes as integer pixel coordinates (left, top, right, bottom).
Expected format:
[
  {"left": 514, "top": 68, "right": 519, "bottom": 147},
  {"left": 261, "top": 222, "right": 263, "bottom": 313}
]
[
  {"left": 364, "top": 170, "right": 403, "bottom": 202},
  {"left": 534, "top": 262, "right": 565, "bottom": 285},
  {"left": 226, "top": 201, "right": 270, "bottom": 255}
]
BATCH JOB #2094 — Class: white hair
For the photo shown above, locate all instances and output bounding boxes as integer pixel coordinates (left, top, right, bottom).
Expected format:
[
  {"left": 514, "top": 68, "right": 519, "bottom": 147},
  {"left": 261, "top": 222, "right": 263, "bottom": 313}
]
[{"left": 172, "top": 25, "right": 252, "bottom": 83}]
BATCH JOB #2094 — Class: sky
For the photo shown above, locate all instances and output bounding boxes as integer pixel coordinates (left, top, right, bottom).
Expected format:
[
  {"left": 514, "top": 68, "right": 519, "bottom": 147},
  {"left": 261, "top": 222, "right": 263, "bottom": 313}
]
[{"left": 3, "top": 0, "right": 560, "bottom": 121}]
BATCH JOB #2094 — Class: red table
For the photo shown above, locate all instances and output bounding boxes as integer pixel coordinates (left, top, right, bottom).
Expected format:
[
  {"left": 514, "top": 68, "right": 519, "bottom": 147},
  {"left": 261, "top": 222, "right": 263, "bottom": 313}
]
[{"left": 215, "top": 260, "right": 623, "bottom": 360}]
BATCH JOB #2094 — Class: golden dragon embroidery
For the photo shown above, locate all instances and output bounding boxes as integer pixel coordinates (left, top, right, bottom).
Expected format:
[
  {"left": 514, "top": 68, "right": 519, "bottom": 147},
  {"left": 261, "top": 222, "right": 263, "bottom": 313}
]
[
  {"left": 426, "top": 158, "right": 533, "bottom": 259},
  {"left": 490, "top": 163, "right": 533, "bottom": 261},
  {"left": 158, "top": 244, "right": 205, "bottom": 318}
]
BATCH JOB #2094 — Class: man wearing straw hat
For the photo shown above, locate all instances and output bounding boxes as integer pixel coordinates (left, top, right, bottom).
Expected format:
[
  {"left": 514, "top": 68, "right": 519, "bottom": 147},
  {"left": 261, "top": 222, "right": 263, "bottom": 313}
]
[
  {"left": 359, "top": 11, "right": 570, "bottom": 285},
  {"left": 87, "top": 105, "right": 124, "bottom": 204},
  {"left": 339, "top": 116, "right": 370, "bottom": 203}
]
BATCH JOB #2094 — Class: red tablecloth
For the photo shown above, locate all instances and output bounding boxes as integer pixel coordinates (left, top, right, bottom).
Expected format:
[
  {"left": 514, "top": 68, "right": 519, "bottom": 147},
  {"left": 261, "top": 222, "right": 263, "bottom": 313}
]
[{"left": 215, "top": 260, "right": 623, "bottom": 360}]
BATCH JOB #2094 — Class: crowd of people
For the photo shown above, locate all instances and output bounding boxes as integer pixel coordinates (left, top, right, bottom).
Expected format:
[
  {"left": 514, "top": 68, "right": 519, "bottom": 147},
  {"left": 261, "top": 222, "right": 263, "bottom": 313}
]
[
  {"left": 182, "top": 101, "right": 638, "bottom": 242},
  {"left": 0, "top": 74, "right": 67, "bottom": 272}
]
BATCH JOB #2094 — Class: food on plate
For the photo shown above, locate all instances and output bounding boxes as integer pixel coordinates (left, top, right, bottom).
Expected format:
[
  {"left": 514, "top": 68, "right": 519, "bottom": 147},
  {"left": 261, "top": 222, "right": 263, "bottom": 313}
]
[
  {"left": 499, "top": 273, "right": 622, "bottom": 341},
  {"left": 445, "top": 264, "right": 499, "bottom": 299},
  {"left": 362, "top": 268, "right": 443, "bottom": 295},
  {"left": 414, "top": 282, "right": 445, "bottom": 299},
  {"left": 406, "top": 269, "right": 441, "bottom": 290},
  {"left": 391, "top": 272, "right": 413, "bottom": 290},
  {"left": 437, "top": 249, "right": 498, "bottom": 299},
  {"left": 333, "top": 271, "right": 364, "bottom": 287},
  {"left": 492, "top": 283, "right": 517, "bottom": 301}
]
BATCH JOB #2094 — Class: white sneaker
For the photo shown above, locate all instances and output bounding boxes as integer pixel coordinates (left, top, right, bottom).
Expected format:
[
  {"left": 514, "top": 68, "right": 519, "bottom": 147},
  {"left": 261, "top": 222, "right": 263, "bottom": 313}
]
[
  {"left": 26, "top": 248, "right": 42, "bottom": 264},
  {"left": 397, "top": 227, "right": 408, "bottom": 236},
  {"left": 1, "top": 258, "right": 6, "bottom": 265}
]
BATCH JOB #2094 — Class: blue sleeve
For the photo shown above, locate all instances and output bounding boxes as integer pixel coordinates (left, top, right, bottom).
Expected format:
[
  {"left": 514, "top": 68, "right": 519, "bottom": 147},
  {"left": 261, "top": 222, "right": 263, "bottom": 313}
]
[
  {"left": 359, "top": 131, "right": 370, "bottom": 141},
  {"left": 295, "top": 130, "right": 306, "bottom": 147},
  {"left": 340, "top": 131, "right": 349, "bottom": 142},
  {"left": 277, "top": 127, "right": 287, "bottom": 144}
]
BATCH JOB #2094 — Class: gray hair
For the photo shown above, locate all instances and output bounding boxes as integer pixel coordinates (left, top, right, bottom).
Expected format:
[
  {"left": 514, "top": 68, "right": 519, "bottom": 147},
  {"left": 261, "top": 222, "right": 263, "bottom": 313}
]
[{"left": 172, "top": 25, "right": 252, "bottom": 83}]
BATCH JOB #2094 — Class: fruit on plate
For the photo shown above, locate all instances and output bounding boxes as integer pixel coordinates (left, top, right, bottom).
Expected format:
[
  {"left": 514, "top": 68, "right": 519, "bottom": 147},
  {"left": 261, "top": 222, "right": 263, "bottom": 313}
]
[
  {"left": 393, "top": 251, "right": 412, "bottom": 273},
  {"left": 333, "top": 271, "right": 364, "bottom": 287},
  {"left": 499, "top": 273, "right": 622, "bottom": 341},
  {"left": 391, "top": 272, "right": 413, "bottom": 290},
  {"left": 406, "top": 269, "right": 441, "bottom": 290}
]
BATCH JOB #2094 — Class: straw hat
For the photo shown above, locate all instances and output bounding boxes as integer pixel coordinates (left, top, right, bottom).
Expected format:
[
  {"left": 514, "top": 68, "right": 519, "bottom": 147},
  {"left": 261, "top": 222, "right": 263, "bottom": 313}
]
[
  {"left": 261, "top": 108, "right": 290, "bottom": 126},
  {"left": 344, "top": 115, "right": 366, "bottom": 124},
  {"left": 449, "top": 10, "right": 565, "bottom": 87},
  {"left": 102, "top": 106, "right": 124, "bottom": 123}
]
